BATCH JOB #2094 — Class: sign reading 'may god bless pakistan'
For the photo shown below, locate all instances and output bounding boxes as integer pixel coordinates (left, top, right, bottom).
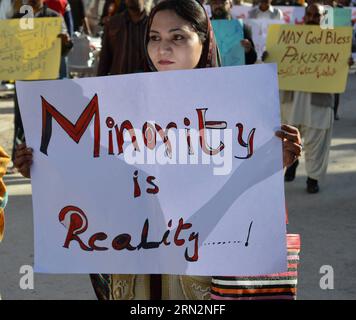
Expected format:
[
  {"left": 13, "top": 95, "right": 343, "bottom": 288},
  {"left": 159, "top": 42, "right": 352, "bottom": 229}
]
[
  {"left": 17, "top": 65, "right": 287, "bottom": 275},
  {"left": 266, "top": 25, "right": 352, "bottom": 93}
]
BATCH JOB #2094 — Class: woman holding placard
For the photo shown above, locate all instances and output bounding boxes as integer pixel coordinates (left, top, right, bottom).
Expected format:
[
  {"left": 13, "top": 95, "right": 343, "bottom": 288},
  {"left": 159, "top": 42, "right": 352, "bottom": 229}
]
[{"left": 14, "top": 0, "right": 302, "bottom": 300}]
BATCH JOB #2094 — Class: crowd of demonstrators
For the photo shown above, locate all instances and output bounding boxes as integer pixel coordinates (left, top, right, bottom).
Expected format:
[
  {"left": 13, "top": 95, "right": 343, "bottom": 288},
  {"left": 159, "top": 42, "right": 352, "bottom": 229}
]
[
  {"left": 13, "top": 0, "right": 302, "bottom": 300},
  {"left": 6, "top": 0, "right": 74, "bottom": 174}
]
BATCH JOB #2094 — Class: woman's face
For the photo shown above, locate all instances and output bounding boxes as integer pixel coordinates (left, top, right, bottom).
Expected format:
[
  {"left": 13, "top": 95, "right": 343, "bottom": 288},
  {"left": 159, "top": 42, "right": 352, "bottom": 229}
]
[{"left": 147, "top": 10, "right": 204, "bottom": 71}]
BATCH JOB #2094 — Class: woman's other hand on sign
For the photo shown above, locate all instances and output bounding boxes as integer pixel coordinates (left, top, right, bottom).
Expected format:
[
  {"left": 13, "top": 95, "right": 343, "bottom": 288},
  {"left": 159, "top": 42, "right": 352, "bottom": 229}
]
[
  {"left": 240, "top": 39, "right": 252, "bottom": 53},
  {"left": 261, "top": 51, "right": 268, "bottom": 62},
  {"left": 14, "top": 143, "right": 32, "bottom": 179},
  {"left": 275, "top": 125, "right": 302, "bottom": 169}
]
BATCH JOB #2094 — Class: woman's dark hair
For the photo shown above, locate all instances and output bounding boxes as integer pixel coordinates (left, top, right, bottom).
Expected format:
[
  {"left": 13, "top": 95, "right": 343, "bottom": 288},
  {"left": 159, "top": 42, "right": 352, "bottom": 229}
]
[{"left": 148, "top": 0, "right": 209, "bottom": 44}]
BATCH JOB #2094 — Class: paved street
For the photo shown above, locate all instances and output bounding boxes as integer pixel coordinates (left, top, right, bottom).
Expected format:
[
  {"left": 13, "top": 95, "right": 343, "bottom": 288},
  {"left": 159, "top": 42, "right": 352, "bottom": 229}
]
[{"left": 0, "top": 74, "right": 355, "bottom": 300}]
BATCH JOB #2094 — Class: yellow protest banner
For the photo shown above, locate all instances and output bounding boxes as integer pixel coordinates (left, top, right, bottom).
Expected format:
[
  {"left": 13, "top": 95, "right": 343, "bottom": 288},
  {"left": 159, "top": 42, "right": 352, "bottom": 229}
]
[
  {"left": 0, "top": 17, "right": 61, "bottom": 80},
  {"left": 265, "top": 25, "right": 352, "bottom": 93}
]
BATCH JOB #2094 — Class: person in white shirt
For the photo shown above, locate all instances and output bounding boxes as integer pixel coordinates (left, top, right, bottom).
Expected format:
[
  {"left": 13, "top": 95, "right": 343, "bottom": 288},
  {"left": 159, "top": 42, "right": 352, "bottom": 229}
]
[{"left": 248, "top": 0, "right": 283, "bottom": 20}]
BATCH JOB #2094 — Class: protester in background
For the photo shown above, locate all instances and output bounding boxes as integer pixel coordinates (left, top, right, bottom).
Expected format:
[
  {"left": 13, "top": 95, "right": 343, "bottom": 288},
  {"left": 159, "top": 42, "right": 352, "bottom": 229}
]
[
  {"left": 248, "top": 0, "right": 284, "bottom": 19},
  {"left": 44, "top": 0, "right": 74, "bottom": 35},
  {"left": 9, "top": 0, "right": 73, "bottom": 174},
  {"left": 97, "top": 0, "right": 150, "bottom": 75},
  {"left": 210, "top": 0, "right": 257, "bottom": 64},
  {"left": 14, "top": 0, "right": 302, "bottom": 300},
  {"left": 68, "top": 0, "right": 91, "bottom": 33},
  {"left": 44, "top": 0, "right": 74, "bottom": 78},
  {"left": 282, "top": 2, "right": 353, "bottom": 193}
]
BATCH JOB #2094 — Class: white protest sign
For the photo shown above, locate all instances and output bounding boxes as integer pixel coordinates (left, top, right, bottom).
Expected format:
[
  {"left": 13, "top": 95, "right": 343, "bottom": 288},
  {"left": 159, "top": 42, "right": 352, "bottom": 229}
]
[
  {"left": 245, "top": 19, "right": 285, "bottom": 61},
  {"left": 276, "top": 6, "right": 295, "bottom": 24},
  {"left": 231, "top": 5, "right": 252, "bottom": 20},
  {"left": 275, "top": 6, "right": 305, "bottom": 25},
  {"left": 17, "top": 65, "right": 287, "bottom": 276}
]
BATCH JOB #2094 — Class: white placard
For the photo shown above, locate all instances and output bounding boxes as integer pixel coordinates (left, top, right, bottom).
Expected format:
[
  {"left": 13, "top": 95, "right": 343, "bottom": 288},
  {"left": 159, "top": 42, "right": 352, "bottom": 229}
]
[
  {"left": 17, "top": 64, "right": 287, "bottom": 275},
  {"left": 245, "top": 19, "right": 285, "bottom": 61}
]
